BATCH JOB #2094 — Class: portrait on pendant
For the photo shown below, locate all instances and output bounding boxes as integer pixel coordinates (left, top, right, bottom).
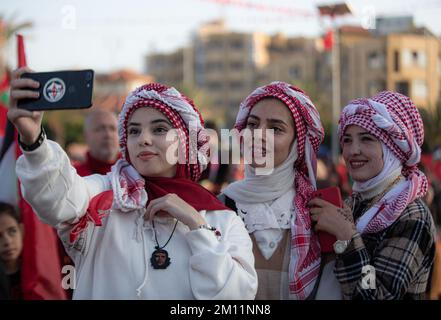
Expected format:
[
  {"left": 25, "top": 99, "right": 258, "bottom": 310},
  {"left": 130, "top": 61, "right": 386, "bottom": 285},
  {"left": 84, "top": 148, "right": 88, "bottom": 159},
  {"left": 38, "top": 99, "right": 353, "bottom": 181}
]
[{"left": 150, "top": 248, "right": 171, "bottom": 269}]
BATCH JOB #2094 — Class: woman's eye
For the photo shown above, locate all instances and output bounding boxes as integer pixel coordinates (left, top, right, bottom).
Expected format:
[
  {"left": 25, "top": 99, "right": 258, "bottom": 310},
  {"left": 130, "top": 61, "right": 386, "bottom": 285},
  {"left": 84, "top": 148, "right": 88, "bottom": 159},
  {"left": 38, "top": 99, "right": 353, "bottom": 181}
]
[
  {"left": 362, "top": 136, "right": 375, "bottom": 142},
  {"left": 8, "top": 228, "right": 17, "bottom": 236},
  {"left": 153, "top": 126, "right": 169, "bottom": 134},
  {"left": 272, "top": 127, "right": 282, "bottom": 133},
  {"left": 342, "top": 138, "right": 351, "bottom": 143},
  {"left": 246, "top": 122, "right": 257, "bottom": 128},
  {"left": 128, "top": 128, "right": 140, "bottom": 135}
]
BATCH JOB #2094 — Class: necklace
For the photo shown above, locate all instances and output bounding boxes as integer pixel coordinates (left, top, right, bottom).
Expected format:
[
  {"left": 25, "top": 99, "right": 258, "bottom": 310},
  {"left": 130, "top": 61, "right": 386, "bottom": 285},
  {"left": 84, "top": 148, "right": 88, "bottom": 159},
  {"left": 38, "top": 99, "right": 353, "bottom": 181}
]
[
  {"left": 352, "top": 175, "right": 403, "bottom": 215},
  {"left": 150, "top": 219, "right": 178, "bottom": 270}
]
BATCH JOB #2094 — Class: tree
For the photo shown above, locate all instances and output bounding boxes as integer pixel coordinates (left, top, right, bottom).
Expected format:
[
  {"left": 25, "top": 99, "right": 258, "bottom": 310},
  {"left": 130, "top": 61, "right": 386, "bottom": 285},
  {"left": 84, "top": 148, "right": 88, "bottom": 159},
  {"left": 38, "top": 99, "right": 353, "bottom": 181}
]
[{"left": 0, "top": 14, "right": 33, "bottom": 75}]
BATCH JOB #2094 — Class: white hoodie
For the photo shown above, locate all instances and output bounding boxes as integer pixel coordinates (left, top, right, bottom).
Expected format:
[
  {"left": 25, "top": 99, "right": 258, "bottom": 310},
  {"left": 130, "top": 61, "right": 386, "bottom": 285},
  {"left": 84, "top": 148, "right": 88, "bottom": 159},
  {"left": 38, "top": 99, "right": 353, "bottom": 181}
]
[{"left": 16, "top": 139, "right": 257, "bottom": 300}]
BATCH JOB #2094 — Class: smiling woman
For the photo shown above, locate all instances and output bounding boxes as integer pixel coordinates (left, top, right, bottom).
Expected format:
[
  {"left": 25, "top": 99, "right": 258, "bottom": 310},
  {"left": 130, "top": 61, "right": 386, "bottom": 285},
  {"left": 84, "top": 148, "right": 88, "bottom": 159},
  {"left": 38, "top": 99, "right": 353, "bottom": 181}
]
[
  {"left": 126, "top": 108, "right": 178, "bottom": 178},
  {"left": 309, "top": 91, "right": 436, "bottom": 300},
  {"left": 7, "top": 68, "right": 258, "bottom": 300},
  {"left": 220, "top": 81, "right": 325, "bottom": 300},
  {"left": 341, "top": 125, "right": 384, "bottom": 182}
]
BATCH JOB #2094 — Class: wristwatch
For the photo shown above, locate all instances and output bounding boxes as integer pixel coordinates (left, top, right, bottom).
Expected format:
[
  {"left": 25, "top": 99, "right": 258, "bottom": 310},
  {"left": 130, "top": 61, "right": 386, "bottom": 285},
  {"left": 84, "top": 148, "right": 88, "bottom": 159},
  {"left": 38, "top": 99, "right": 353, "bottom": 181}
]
[{"left": 333, "top": 239, "right": 351, "bottom": 254}]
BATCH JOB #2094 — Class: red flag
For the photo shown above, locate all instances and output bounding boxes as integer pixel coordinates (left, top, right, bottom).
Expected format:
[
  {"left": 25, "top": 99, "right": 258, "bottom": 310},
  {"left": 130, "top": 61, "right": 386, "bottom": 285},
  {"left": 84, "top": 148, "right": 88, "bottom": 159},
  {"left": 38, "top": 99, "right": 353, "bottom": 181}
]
[
  {"left": 15, "top": 34, "right": 67, "bottom": 299},
  {"left": 323, "top": 29, "right": 334, "bottom": 52},
  {"left": 17, "top": 35, "right": 27, "bottom": 68}
]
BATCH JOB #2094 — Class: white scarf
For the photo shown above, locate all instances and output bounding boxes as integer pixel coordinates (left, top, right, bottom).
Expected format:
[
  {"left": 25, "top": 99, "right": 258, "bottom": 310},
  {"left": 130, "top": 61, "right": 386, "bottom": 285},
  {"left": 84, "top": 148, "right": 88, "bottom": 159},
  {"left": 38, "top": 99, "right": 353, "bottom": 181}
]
[
  {"left": 352, "top": 143, "right": 403, "bottom": 200},
  {"left": 222, "top": 141, "right": 297, "bottom": 204},
  {"left": 222, "top": 141, "right": 298, "bottom": 259}
]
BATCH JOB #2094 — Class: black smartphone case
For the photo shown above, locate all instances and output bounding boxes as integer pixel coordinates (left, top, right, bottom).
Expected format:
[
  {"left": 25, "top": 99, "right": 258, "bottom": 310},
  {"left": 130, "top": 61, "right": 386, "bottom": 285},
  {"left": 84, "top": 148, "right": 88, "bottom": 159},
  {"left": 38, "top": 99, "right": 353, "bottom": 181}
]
[{"left": 17, "top": 69, "right": 94, "bottom": 111}]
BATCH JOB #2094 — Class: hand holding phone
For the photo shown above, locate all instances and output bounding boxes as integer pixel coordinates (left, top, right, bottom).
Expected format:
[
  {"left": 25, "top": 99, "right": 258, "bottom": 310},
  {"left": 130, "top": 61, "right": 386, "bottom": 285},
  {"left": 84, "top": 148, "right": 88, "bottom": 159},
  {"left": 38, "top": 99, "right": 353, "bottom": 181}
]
[
  {"left": 7, "top": 67, "right": 43, "bottom": 145},
  {"left": 310, "top": 187, "right": 343, "bottom": 253},
  {"left": 17, "top": 69, "right": 94, "bottom": 111}
]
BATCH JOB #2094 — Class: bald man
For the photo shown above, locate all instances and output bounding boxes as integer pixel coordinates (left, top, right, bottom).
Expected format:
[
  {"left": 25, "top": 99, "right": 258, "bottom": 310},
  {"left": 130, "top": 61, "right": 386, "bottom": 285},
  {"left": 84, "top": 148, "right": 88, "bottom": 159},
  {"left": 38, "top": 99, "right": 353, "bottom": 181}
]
[{"left": 75, "top": 109, "right": 120, "bottom": 176}]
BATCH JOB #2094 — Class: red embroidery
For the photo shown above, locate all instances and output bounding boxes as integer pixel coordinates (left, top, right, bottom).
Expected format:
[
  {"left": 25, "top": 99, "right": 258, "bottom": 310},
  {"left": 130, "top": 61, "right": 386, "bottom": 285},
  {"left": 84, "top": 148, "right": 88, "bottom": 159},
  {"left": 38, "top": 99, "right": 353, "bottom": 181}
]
[{"left": 69, "top": 190, "right": 113, "bottom": 243}]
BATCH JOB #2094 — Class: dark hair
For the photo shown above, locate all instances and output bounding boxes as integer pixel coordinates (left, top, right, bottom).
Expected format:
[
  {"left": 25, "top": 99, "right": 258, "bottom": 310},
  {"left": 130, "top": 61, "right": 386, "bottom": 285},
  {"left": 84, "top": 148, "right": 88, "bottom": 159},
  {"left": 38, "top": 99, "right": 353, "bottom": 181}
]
[{"left": 0, "top": 202, "right": 20, "bottom": 223}]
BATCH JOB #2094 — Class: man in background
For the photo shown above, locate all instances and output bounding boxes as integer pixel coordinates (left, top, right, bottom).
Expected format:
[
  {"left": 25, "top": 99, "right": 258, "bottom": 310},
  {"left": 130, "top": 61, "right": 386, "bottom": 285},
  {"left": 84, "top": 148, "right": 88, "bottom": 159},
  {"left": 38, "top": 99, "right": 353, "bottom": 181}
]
[{"left": 75, "top": 109, "right": 120, "bottom": 176}]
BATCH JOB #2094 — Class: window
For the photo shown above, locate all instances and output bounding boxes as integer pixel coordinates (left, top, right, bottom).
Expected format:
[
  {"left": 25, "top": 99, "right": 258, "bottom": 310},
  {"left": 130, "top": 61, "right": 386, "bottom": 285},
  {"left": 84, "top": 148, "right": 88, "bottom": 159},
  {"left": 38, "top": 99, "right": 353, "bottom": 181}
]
[
  {"left": 368, "top": 80, "right": 386, "bottom": 96},
  {"left": 229, "top": 81, "right": 243, "bottom": 90},
  {"left": 206, "top": 62, "right": 224, "bottom": 72},
  {"left": 368, "top": 52, "right": 384, "bottom": 69},
  {"left": 403, "top": 49, "right": 426, "bottom": 68},
  {"left": 230, "top": 100, "right": 241, "bottom": 109},
  {"left": 394, "top": 51, "right": 400, "bottom": 72},
  {"left": 439, "top": 56, "right": 441, "bottom": 74},
  {"left": 289, "top": 66, "right": 302, "bottom": 79},
  {"left": 230, "top": 62, "right": 244, "bottom": 70},
  {"left": 417, "top": 52, "right": 427, "bottom": 68},
  {"left": 413, "top": 79, "right": 427, "bottom": 98},
  {"left": 207, "top": 81, "right": 222, "bottom": 91},
  {"left": 395, "top": 81, "right": 409, "bottom": 96},
  {"left": 207, "top": 40, "right": 223, "bottom": 51},
  {"left": 230, "top": 40, "right": 244, "bottom": 50}
]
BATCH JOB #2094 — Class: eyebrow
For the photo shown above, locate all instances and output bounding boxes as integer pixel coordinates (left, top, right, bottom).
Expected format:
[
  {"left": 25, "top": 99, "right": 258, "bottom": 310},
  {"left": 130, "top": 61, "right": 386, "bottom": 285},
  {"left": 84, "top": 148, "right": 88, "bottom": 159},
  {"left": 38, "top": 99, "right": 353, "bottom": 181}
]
[
  {"left": 248, "top": 115, "right": 289, "bottom": 126},
  {"left": 128, "top": 119, "right": 172, "bottom": 127},
  {"left": 343, "top": 131, "right": 375, "bottom": 137}
]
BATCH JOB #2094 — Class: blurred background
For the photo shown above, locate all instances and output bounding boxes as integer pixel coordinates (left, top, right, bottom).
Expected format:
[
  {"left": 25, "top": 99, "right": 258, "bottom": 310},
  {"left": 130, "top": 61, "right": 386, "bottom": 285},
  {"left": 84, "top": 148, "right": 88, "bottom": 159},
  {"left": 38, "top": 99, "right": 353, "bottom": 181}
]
[
  {"left": 1, "top": 0, "right": 441, "bottom": 139},
  {"left": 2, "top": 0, "right": 441, "bottom": 205}
]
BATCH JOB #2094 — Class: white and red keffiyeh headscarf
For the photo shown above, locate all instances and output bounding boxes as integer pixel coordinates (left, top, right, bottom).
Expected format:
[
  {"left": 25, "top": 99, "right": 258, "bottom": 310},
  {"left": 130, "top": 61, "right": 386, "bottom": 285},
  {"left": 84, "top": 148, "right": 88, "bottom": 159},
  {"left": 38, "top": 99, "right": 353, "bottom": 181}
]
[
  {"left": 225, "top": 81, "right": 325, "bottom": 300},
  {"left": 111, "top": 83, "right": 225, "bottom": 213},
  {"left": 338, "top": 91, "right": 428, "bottom": 234},
  {"left": 71, "top": 83, "right": 229, "bottom": 243}
]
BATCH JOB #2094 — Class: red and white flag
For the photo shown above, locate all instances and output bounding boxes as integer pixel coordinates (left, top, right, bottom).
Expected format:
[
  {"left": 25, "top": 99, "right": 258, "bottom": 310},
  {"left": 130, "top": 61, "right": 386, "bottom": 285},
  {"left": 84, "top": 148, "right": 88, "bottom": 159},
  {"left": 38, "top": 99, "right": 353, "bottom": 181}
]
[{"left": 0, "top": 35, "right": 67, "bottom": 299}]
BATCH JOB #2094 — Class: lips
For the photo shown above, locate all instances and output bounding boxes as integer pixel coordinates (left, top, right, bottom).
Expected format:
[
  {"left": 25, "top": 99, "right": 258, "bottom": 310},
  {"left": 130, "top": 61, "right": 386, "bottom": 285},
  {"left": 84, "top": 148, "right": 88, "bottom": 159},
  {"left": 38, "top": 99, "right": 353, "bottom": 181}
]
[
  {"left": 137, "top": 151, "right": 157, "bottom": 161},
  {"left": 349, "top": 159, "right": 368, "bottom": 169},
  {"left": 253, "top": 146, "right": 267, "bottom": 156},
  {"left": 2, "top": 248, "right": 16, "bottom": 258}
]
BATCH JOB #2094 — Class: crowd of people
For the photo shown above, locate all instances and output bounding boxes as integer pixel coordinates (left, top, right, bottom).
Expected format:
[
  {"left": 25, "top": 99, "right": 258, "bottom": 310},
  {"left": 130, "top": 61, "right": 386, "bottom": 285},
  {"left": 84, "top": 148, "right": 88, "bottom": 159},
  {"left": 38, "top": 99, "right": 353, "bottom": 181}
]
[{"left": 1, "top": 65, "right": 440, "bottom": 300}]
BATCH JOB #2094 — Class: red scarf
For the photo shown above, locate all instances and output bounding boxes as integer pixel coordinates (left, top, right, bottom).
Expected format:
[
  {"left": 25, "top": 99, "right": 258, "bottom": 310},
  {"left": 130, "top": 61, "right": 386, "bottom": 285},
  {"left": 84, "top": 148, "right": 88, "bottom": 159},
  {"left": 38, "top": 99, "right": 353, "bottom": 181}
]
[
  {"left": 69, "top": 165, "right": 229, "bottom": 243},
  {"left": 74, "top": 152, "right": 118, "bottom": 176},
  {"left": 145, "top": 176, "right": 229, "bottom": 211}
]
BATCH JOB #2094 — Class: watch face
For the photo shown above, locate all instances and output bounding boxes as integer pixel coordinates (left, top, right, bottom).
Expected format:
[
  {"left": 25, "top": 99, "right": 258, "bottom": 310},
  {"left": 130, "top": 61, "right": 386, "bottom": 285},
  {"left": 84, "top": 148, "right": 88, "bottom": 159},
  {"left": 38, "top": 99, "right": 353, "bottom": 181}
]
[{"left": 334, "top": 241, "right": 347, "bottom": 254}]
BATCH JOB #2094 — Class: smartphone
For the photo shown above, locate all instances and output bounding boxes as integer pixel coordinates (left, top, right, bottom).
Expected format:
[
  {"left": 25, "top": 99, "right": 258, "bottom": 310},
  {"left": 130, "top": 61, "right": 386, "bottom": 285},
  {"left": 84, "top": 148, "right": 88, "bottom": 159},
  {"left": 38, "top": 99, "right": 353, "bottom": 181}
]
[
  {"left": 17, "top": 70, "right": 94, "bottom": 111},
  {"left": 310, "top": 187, "right": 343, "bottom": 253}
]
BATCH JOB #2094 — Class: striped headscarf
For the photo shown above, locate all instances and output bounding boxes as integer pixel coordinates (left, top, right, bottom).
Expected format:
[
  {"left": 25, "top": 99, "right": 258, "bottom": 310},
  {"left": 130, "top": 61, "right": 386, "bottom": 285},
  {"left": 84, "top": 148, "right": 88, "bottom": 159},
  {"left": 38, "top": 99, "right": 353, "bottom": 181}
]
[
  {"left": 338, "top": 91, "right": 428, "bottom": 233},
  {"left": 232, "top": 81, "right": 325, "bottom": 299},
  {"left": 118, "top": 83, "right": 209, "bottom": 182},
  {"left": 111, "top": 83, "right": 223, "bottom": 213}
]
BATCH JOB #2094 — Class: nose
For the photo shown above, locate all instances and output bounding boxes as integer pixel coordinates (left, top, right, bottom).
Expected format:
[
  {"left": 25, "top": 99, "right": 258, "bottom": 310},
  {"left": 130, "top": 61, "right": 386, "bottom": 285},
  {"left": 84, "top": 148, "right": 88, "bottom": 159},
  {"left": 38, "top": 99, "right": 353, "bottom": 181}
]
[
  {"left": 104, "top": 127, "right": 115, "bottom": 138},
  {"left": 252, "top": 125, "right": 267, "bottom": 144},
  {"left": 349, "top": 140, "right": 361, "bottom": 156},
  {"left": 2, "top": 235, "right": 12, "bottom": 248},
  {"left": 138, "top": 129, "right": 152, "bottom": 146}
]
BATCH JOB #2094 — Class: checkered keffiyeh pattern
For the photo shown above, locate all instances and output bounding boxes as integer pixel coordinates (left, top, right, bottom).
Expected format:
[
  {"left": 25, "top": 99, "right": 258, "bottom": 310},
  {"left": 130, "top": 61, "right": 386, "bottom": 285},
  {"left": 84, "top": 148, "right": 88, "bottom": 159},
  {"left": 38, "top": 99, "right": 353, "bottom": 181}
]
[
  {"left": 338, "top": 91, "right": 428, "bottom": 233},
  {"left": 235, "top": 81, "right": 324, "bottom": 299},
  {"left": 118, "top": 83, "right": 209, "bottom": 182}
]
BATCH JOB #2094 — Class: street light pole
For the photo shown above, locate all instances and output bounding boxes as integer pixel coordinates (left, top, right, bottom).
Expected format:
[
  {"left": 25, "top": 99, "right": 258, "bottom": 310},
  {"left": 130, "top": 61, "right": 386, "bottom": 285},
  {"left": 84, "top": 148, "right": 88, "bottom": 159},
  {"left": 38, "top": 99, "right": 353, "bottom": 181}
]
[
  {"left": 317, "top": 3, "right": 352, "bottom": 164},
  {"left": 331, "top": 23, "right": 341, "bottom": 165}
]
